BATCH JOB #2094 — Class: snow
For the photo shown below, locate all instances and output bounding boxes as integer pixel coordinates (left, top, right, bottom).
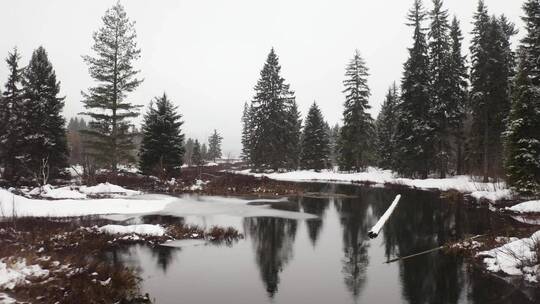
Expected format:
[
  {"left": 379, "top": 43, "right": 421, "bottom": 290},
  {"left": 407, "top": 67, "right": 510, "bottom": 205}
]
[
  {"left": 189, "top": 179, "right": 207, "bottom": 191},
  {"left": 98, "top": 224, "right": 166, "bottom": 236},
  {"left": 0, "top": 259, "right": 49, "bottom": 290},
  {"left": 478, "top": 230, "right": 540, "bottom": 282},
  {"left": 30, "top": 185, "right": 87, "bottom": 199},
  {"left": 0, "top": 293, "right": 16, "bottom": 304},
  {"left": 0, "top": 189, "right": 174, "bottom": 217},
  {"left": 79, "top": 182, "right": 140, "bottom": 196},
  {"left": 507, "top": 200, "right": 540, "bottom": 213},
  {"left": 470, "top": 189, "right": 513, "bottom": 202},
  {"left": 235, "top": 168, "right": 511, "bottom": 201}
]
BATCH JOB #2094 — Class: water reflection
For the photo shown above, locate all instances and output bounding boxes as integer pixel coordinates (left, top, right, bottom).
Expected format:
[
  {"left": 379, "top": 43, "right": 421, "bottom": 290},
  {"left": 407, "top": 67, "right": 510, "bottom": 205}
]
[
  {"left": 244, "top": 217, "right": 298, "bottom": 297},
  {"left": 104, "top": 184, "right": 536, "bottom": 304}
]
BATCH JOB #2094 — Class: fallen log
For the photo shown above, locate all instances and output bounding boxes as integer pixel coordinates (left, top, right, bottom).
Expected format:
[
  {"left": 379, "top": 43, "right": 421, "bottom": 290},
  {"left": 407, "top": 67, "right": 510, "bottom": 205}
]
[{"left": 368, "top": 194, "right": 401, "bottom": 239}]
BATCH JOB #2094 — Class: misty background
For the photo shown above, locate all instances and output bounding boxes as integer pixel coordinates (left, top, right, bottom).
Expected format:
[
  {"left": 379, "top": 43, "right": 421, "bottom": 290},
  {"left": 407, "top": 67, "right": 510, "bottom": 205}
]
[{"left": 0, "top": 0, "right": 522, "bottom": 156}]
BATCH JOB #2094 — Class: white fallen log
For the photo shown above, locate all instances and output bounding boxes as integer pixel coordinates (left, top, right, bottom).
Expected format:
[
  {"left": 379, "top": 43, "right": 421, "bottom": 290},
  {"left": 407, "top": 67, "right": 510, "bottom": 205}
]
[{"left": 368, "top": 194, "right": 401, "bottom": 239}]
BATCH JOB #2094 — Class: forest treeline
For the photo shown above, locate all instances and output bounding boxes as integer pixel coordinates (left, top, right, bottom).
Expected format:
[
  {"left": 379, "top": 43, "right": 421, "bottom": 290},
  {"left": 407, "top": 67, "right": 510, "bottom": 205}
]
[{"left": 0, "top": 0, "right": 538, "bottom": 195}]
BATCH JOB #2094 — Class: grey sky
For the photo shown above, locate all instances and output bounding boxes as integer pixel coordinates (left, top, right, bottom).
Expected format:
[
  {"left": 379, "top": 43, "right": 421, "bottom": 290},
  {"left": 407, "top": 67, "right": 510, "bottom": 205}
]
[{"left": 0, "top": 0, "right": 523, "bottom": 156}]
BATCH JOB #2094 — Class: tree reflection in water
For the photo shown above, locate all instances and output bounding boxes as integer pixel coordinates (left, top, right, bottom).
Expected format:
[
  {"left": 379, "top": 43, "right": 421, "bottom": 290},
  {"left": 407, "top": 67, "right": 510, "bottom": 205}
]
[
  {"left": 244, "top": 216, "right": 298, "bottom": 297},
  {"left": 299, "top": 196, "right": 329, "bottom": 246}
]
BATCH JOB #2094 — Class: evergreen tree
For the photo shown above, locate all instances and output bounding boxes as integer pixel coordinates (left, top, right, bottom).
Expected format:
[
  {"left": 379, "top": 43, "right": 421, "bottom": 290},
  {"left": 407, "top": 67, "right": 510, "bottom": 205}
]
[
  {"left": 375, "top": 83, "right": 400, "bottom": 170},
  {"left": 469, "top": 0, "right": 516, "bottom": 181},
  {"left": 448, "top": 17, "right": 469, "bottom": 175},
  {"left": 192, "top": 140, "right": 203, "bottom": 167},
  {"left": 208, "top": 129, "right": 223, "bottom": 162},
  {"left": 428, "top": 0, "right": 453, "bottom": 178},
  {"left": 22, "top": 46, "right": 68, "bottom": 183},
  {"left": 139, "top": 93, "right": 185, "bottom": 178},
  {"left": 504, "top": 0, "right": 540, "bottom": 195},
  {"left": 394, "top": 0, "right": 434, "bottom": 178},
  {"left": 241, "top": 102, "right": 252, "bottom": 161},
  {"left": 248, "top": 48, "right": 296, "bottom": 171},
  {"left": 80, "top": 2, "right": 143, "bottom": 171},
  {"left": 328, "top": 123, "right": 340, "bottom": 167},
  {"left": 0, "top": 48, "right": 26, "bottom": 182},
  {"left": 338, "top": 50, "right": 373, "bottom": 171},
  {"left": 300, "top": 102, "right": 330, "bottom": 171},
  {"left": 285, "top": 100, "right": 302, "bottom": 169}
]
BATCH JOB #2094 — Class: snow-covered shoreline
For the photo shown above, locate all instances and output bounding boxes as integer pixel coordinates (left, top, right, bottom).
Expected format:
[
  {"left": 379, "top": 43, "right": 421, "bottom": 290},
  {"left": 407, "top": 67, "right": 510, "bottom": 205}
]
[{"left": 234, "top": 168, "right": 513, "bottom": 202}]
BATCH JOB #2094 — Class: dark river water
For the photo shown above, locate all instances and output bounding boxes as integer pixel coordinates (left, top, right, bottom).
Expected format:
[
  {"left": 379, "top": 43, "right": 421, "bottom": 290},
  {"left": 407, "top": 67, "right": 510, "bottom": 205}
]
[{"left": 107, "top": 183, "right": 537, "bottom": 304}]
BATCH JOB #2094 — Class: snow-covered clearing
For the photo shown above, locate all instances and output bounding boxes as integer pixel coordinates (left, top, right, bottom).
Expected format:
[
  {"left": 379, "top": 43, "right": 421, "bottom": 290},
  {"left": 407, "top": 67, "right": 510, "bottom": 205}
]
[
  {"left": 478, "top": 231, "right": 540, "bottom": 283},
  {"left": 507, "top": 200, "right": 540, "bottom": 214},
  {"left": 98, "top": 224, "right": 166, "bottom": 236},
  {"left": 28, "top": 185, "right": 87, "bottom": 199},
  {"left": 0, "top": 259, "right": 49, "bottom": 290},
  {"left": 79, "top": 182, "right": 141, "bottom": 196},
  {"left": 235, "top": 168, "right": 511, "bottom": 201}
]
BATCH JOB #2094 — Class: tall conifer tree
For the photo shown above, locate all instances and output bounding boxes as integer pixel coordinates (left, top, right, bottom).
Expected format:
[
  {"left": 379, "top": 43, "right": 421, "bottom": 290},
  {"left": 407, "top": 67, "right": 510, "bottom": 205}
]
[
  {"left": 338, "top": 50, "right": 373, "bottom": 171},
  {"left": 249, "top": 48, "right": 296, "bottom": 171},
  {"left": 504, "top": 0, "right": 540, "bottom": 195},
  {"left": 394, "top": 0, "right": 434, "bottom": 178},
  {"left": 300, "top": 102, "right": 330, "bottom": 171},
  {"left": 208, "top": 129, "right": 223, "bottom": 162},
  {"left": 22, "top": 46, "right": 68, "bottom": 183},
  {"left": 375, "top": 83, "right": 399, "bottom": 170},
  {"left": 81, "top": 3, "right": 142, "bottom": 171},
  {"left": 0, "top": 48, "right": 25, "bottom": 182},
  {"left": 139, "top": 94, "right": 185, "bottom": 178}
]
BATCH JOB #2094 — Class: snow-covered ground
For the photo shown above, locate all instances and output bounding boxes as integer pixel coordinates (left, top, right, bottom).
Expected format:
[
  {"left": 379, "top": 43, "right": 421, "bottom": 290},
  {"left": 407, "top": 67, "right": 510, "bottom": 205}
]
[
  {"left": 0, "top": 259, "right": 49, "bottom": 290},
  {"left": 98, "top": 224, "right": 166, "bottom": 236},
  {"left": 235, "top": 168, "right": 511, "bottom": 201},
  {"left": 22, "top": 182, "right": 141, "bottom": 200},
  {"left": 478, "top": 231, "right": 540, "bottom": 283},
  {"left": 507, "top": 200, "right": 540, "bottom": 214}
]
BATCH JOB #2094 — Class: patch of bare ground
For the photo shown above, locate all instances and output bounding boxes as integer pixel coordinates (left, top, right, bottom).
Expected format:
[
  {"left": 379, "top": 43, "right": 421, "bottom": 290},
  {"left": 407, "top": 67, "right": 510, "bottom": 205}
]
[{"left": 0, "top": 217, "right": 242, "bottom": 303}]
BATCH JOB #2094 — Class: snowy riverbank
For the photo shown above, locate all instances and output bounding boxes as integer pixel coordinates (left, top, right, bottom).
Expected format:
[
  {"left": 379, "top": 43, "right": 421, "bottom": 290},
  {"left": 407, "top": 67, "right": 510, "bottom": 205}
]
[{"left": 234, "top": 168, "right": 513, "bottom": 202}]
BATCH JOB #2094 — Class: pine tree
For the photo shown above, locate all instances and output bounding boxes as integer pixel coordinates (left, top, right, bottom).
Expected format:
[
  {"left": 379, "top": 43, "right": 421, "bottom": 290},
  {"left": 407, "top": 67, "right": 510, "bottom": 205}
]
[
  {"left": 249, "top": 48, "right": 296, "bottom": 171},
  {"left": 328, "top": 123, "right": 340, "bottom": 168},
  {"left": 394, "top": 0, "right": 434, "bottom": 178},
  {"left": 0, "top": 48, "right": 26, "bottom": 182},
  {"left": 22, "top": 46, "right": 68, "bottom": 183},
  {"left": 448, "top": 17, "right": 469, "bottom": 175},
  {"left": 300, "top": 102, "right": 330, "bottom": 171},
  {"left": 208, "top": 129, "right": 223, "bottom": 162},
  {"left": 504, "top": 0, "right": 540, "bottom": 195},
  {"left": 469, "top": 0, "right": 516, "bottom": 181},
  {"left": 192, "top": 140, "right": 203, "bottom": 167},
  {"left": 139, "top": 93, "right": 185, "bottom": 178},
  {"left": 375, "top": 83, "right": 399, "bottom": 170},
  {"left": 81, "top": 2, "right": 143, "bottom": 171},
  {"left": 428, "top": 0, "right": 453, "bottom": 178},
  {"left": 338, "top": 50, "right": 373, "bottom": 171}
]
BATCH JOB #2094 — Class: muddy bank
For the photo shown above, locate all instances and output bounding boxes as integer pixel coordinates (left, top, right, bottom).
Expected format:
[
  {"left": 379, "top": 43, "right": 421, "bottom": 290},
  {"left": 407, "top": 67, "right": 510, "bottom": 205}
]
[{"left": 0, "top": 217, "right": 241, "bottom": 303}]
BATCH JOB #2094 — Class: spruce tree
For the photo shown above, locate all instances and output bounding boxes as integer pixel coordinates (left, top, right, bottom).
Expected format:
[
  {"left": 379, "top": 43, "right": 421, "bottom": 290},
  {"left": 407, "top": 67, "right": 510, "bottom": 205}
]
[
  {"left": 249, "top": 48, "right": 296, "bottom": 171},
  {"left": 241, "top": 102, "right": 252, "bottom": 161},
  {"left": 22, "top": 46, "right": 68, "bottom": 183},
  {"left": 469, "top": 0, "right": 516, "bottom": 181},
  {"left": 201, "top": 143, "right": 208, "bottom": 161},
  {"left": 328, "top": 124, "right": 340, "bottom": 168},
  {"left": 285, "top": 100, "right": 302, "bottom": 169},
  {"left": 208, "top": 129, "right": 223, "bottom": 162},
  {"left": 0, "top": 48, "right": 26, "bottom": 182},
  {"left": 139, "top": 93, "right": 185, "bottom": 178},
  {"left": 394, "top": 0, "right": 434, "bottom": 178},
  {"left": 375, "top": 83, "right": 400, "bottom": 170},
  {"left": 183, "top": 138, "right": 194, "bottom": 166},
  {"left": 504, "top": 0, "right": 540, "bottom": 195},
  {"left": 428, "top": 0, "right": 453, "bottom": 178},
  {"left": 447, "top": 17, "right": 469, "bottom": 175},
  {"left": 338, "top": 50, "right": 373, "bottom": 171},
  {"left": 300, "top": 102, "right": 330, "bottom": 171},
  {"left": 81, "top": 2, "right": 143, "bottom": 171}
]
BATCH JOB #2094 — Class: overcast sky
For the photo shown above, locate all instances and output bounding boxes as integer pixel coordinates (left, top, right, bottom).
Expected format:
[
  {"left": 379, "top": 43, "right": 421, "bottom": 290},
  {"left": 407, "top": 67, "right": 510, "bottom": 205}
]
[{"left": 0, "top": 0, "right": 523, "bottom": 156}]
